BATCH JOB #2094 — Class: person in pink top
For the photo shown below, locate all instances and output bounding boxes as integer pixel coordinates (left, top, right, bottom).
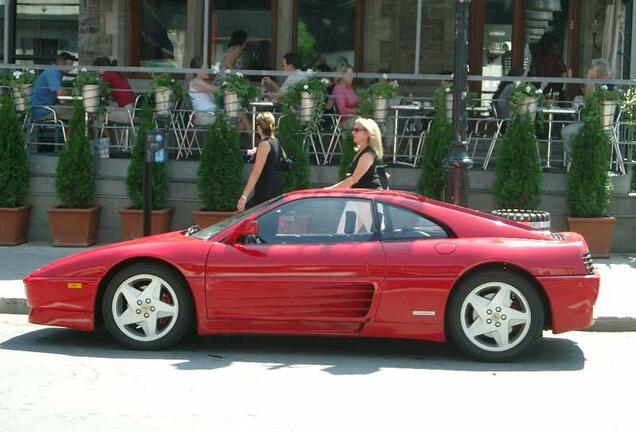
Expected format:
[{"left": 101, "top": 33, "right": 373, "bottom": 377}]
[{"left": 331, "top": 63, "right": 359, "bottom": 125}]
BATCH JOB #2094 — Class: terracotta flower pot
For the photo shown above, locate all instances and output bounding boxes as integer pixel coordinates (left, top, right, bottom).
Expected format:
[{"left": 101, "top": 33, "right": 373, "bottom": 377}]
[
  {"left": 192, "top": 210, "right": 237, "bottom": 228},
  {"left": 566, "top": 216, "right": 616, "bottom": 258},
  {"left": 47, "top": 206, "right": 101, "bottom": 247},
  {"left": 119, "top": 207, "right": 174, "bottom": 240},
  {"left": 0, "top": 206, "right": 32, "bottom": 245}
]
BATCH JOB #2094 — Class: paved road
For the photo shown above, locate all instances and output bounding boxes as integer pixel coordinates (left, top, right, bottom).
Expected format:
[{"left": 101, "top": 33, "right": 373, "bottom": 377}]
[{"left": 0, "top": 314, "right": 633, "bottom": 432}]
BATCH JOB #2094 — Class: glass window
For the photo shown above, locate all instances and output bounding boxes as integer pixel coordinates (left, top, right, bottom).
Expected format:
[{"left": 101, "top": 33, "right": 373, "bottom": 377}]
[
  {"left": 298, "top": 0, "right": 356, "bottom": 69},
  {"left": 481, "top": 0, "right": 514, "bottom": 101},
  {"left": 15, "top": 0, "right": 79, "bottom": 65},
  {"left": 256, "top": 198, "right": 376, "bottom": 244},
  {"left": 376, "top": 203, "right": 448, "bottom": 240},
  {"left": 138, "top": 0, "right": 187, "bottom": 67},
  {"left": 211, "top": 1, "right": 273, "bottom": 71}
]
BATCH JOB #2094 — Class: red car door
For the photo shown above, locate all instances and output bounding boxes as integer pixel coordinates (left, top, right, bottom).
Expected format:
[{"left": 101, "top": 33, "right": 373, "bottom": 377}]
[{"left": 204, "top": 197, "right": 386, "bottom": 334}]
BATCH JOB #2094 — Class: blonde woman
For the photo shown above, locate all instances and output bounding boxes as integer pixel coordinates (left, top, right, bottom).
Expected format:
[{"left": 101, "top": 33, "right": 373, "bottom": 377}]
[
  {"left": 328, "top": 117, "right": 384, "bottom": 190},
  {"left": 237, "top": 112, "right": 284, "bottom": 212}
]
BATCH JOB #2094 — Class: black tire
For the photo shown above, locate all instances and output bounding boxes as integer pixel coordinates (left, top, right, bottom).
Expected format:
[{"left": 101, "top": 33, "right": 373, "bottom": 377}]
[
  {"left": 102, "top": 263, "right": 194, "bottom": 350},
  {"left": 447, "top": 270, "right": 544, "bottom": 362}
]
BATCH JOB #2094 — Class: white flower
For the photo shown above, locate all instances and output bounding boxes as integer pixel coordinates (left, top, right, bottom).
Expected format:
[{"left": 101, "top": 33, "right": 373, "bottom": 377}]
[
  {"left": 321, "top": 78, "right": 330, "bottom": 85},
  {"left": 601, "top": 85, "right": 608, "bottom": 91},
  {"left": 390, "top": 80, "right": 399, "bottom": 88},
  {"left": 525, "top": 86, "right": 532, "bottom": 93},
  {"left": 535, "top": 89, "right": 543, "bottom": 94},
  {"left": 303, "top": 84, "right": 309, "bottom": 90},
  {"left": 13, "top": 71, "right": 22, "bottom": 79},
  {"left": 306, "top": 68, "right": 314, "bottom": 75},
  {"left": 444, "top": 87, "right": 451, "bottom": 93},
  {"left": 382, "top": 73, "right": 388, "bottom": 80},
  {"left": 235, "top": 71, "right": 244, "bottom": 78},
  {"left": 222, "top": 82, "right": 228, "bottom": 87},
  {"left": 514, "top": 81, "right": 521, "bottom": 87},
  {"left": 225, "top": 69, "right": 231, "bottom": 74}
]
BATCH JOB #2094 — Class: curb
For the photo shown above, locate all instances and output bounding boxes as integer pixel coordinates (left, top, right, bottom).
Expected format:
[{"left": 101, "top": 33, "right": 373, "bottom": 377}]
[{"left": 2, "top": 297, "right": 636, "bottom": 332}]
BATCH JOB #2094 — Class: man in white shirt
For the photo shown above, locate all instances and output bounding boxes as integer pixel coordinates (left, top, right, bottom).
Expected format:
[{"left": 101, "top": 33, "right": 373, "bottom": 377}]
[{"left": 261, "top": 52, "right": 307, "bottom": 101}]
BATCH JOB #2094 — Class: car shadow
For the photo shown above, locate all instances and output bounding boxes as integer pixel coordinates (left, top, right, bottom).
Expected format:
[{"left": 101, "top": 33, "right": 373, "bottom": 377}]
[{"left": 0, "top": 327, "right": 586, "bottom": 373}]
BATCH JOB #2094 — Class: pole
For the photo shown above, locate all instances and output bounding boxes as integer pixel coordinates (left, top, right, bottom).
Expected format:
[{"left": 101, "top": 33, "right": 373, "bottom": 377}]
[
  {"left": 3, "top": 0, "right": 11, "bottom": 64},
  {"left": 444, "top": 0, "right": 473, "bottom": 206},
  {"left": 414, "top": 0, "right": 423, "bottom": 74},
  {"left": 203, "top": 0, "right": 210, "bottom": 68},
  {"left": 143, "top": 150, "right": 152, "bottom": 236}
]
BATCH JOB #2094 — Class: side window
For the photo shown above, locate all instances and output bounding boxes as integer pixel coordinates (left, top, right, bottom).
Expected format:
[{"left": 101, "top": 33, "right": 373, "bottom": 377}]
[
  {"left": 377, "top": 203, "right": 448, "bottom": 240},
  {"left": 256, "top": 198, "right": 376, "bottom": 244}
]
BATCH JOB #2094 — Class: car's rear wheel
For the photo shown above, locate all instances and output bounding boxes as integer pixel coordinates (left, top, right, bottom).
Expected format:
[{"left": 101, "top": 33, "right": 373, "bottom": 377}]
[
  {"left": 102, "top": 263, "right": 193, "bottom": 350},
  {"left": 447, "top": 270, "right": 544, "bottom": 362}
]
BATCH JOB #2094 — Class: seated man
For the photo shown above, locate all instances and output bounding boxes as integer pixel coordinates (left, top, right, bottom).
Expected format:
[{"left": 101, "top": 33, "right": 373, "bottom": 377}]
[
  {"left": 561, "top": 58, "right": 612, "bottom": 165},
  {"left": 261, "top": 52, "right": 307, "bottom": 102},
  {"left": 31, "top": 51, "right": 76, "bottom": 121}
]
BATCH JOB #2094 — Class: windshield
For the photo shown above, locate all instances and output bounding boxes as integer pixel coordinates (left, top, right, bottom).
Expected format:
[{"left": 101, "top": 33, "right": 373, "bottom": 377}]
[{"left": 190, "top": 196, "right": 283, "bottom": 241}]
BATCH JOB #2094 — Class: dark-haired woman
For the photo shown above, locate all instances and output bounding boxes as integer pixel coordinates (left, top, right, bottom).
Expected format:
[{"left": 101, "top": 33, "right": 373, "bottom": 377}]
[
  {"left": 237, "top": 112, "right": 284, "bottom": 211},
  {"left": 223, "top": 30, "right": 248, "bottom": 71}
]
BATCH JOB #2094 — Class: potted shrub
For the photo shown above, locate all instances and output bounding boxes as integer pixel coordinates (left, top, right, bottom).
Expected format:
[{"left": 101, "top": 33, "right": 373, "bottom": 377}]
[
  {"left": 360, "top": 77, "right": 399, "bottom": 124},
  {"left": 282, "top": 75, "right": 328, "bottom": 125},
  {"left": 75, "top": 68, "right": 110, "bottom": 114},
  {"left": 0, "top": 93, "right": 31, "bottom": 245},
  {"left": 47, "top": 100, "right": 100, "bottom": 246},
  {"left": 417, "top": 87, "right": 452, "bottom": 200},
  {"left": 567, "top": 90, "right": 615, "bottom": 257},
  {"left": 218, "top": 71, "right": 258, "bottom": 119},
  {"left": 492, "top": 82, "right": 546, "bottom": 227},
  {"left": 119, "top": 97, "right": 172, "bottom": 240},
  {"left": 150, "top": 73, "right": 182, "bottom": 116},
  {"left": 193, "top": 113, "right": 244, "bottom": 227},
  {"left": 10, "top": 69, "right": 36, "bottom": 113}
]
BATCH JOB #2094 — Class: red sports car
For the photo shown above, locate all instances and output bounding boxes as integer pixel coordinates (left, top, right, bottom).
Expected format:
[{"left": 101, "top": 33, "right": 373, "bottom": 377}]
[{"left": 24, "top": 190, "right": 599, "bottom": 361}]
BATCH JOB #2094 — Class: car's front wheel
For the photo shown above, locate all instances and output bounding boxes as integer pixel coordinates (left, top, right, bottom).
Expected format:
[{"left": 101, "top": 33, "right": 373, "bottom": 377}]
[
  {"left": 447, "top": 270, "right": 544, "bottom": 362},
  {"left": 102, "top": 263, "right": 193, "bottom": 350}
]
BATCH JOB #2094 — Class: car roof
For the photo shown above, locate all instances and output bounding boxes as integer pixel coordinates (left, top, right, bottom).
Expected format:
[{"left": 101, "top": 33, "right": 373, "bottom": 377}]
[{"left": 284, "top": 188, "right": 426, "bottom": 202}]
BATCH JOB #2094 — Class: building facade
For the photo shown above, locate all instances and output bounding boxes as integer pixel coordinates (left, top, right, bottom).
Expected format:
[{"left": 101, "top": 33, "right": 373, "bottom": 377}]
[{"left": 1, "top": 0, "right": 634, "bottom": 92}]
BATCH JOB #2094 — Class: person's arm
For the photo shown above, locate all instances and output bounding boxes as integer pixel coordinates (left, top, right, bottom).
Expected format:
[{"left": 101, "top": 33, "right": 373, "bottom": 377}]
[
  {"left": 583, "top": 67, "right": 596, "bottom": 96},
  {"left": 47, "top": 71, "right": 68, "bottom": 98},
  {"left": 237, "top": 140, "right": 271, "bottom": 211},
  {"left": 326, "top": 153, "right": 374, "bottom": 189},
  {"left": 261, "top": 76, "right": 282, "bottom": 101},
  {"left": 223, "top": 50, "right": 241, "bottom": 70}
]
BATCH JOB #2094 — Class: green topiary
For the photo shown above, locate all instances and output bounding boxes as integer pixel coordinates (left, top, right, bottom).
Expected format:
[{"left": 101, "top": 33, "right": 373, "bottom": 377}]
[
  {"left": 0, "top": 93, "right": 29, "bottom": 207},
  {"left": 417, "top": 88, "right": 452, "bottom": 199},
  {"left": 197, "top": 113, "right": 244, "bottom": 211},
  {"left": 277, "top": 109, "right": 311, "bottom": 192},
  {"left": 494, "top": 98, "right": 542, "bottom": 210},
  {"left": 126, "top": 96, "right": 169, "bottom": 209},
  {"left": 567, "top": 91, "right": 612, "bottom": 218},
  {"left": 55, "top": 100, "right": 95, "bottom": 208},
  {"left": 338, "top": 128, "right": 355, "bottom": 181}
]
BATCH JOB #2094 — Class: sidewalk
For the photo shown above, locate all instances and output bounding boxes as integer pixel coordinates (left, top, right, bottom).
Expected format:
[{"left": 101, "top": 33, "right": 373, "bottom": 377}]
[{"left": 1, "top": 243, "right": 635, "bottom": 331}]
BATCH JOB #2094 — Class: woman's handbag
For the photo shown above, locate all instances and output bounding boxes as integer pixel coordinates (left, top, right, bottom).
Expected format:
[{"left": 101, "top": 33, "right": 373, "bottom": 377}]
[
  {"left": 376, "top": 165, "right": 390, "bottom": 190},
  {"left": 278, "top": 141, "right": 293, "bottom": 172}
]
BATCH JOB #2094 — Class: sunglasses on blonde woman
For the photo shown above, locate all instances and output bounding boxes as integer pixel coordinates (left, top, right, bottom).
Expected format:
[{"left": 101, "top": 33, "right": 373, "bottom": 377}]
[{"left": 352, "top": 127, "right": 366, "bottom": 133}]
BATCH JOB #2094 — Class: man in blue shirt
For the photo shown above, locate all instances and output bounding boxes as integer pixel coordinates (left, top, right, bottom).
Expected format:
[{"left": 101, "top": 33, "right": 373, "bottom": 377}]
[{"left": 31, "top": 51, "right": 76, "bottom": 120}]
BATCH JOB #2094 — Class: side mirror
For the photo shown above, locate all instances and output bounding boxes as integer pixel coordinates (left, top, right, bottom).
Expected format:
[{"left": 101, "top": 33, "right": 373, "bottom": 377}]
[{"left": 228, "top": 220, "right": 259, "bottom": 244}]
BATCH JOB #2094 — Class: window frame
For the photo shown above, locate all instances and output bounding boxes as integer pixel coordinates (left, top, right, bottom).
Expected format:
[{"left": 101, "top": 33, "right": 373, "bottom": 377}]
[
  {"left": 292, "top": 0, "right": 365, "bottom": 70},
  {"left": 250, "top": 196, "right": 381, "bottom": 246}
]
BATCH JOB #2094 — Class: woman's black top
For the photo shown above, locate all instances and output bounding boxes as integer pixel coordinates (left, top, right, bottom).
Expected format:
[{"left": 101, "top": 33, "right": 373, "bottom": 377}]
[
  {"left": 348, "top": 147, "right": 382, "bottom": 189},
  {"left": 247, "top": 137, "right": 284, "bottom": 209}
]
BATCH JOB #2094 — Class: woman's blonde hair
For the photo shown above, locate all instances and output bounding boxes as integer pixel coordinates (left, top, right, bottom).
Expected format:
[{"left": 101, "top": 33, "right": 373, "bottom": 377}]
[
  {"left": 354, "top": 117, "right": 383, "bottom": 160},
  {"left": 336, "top": 63, "right": 354, "bottom": 86},
  {"left": 256, "top": 112, "right": 276, "bottom": 136}
]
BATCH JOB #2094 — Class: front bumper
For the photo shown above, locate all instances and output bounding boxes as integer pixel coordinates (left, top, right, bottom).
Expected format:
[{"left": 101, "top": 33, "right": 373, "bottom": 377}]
[
  {"left": 539, "top": 273, "right": 600, "bottom": 333},
  {"left": 24, "top": 276, "right": 99, "bottom": 332}
]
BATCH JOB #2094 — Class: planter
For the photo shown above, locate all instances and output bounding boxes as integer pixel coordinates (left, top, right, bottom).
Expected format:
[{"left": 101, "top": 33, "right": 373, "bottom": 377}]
[
  {"left": 372, "top": 96, "right": 389, "bottom": 124},
  {"left": 81, "top": 84, "right": 101, "bottom": 114},
  {"left": 518, "top": 96, "right": 538, "bottom": 121},
  {"left": 445, "top": 93, "right": 453, "bottom": 122},
  {"left": 192, "top": 210, "right": 236, "bottom": 228},
  {"left": 47, "top": 206, "right": 101, "bottom": 247},
  {"left": 224, "top": 91, "right": 240, "bottom": 119},
  {"left": 600, "top": 100, "right": 617, "bottom": 130},
  {"left": 566, "top": 216, "right": 616, "bottom": 258},
  {"left": 299, "top": 91, "right": 315, "bottom": 123},
  {"left": 154, "top": 86, "right": 172, "bottom": 115},
  {"left": 13, "top": 84, "right": 32, "bottom": 113},
  {"left": 119, "top": 207, "right": 174, "bottom": 240},
  {"left": 0, "top": 206, "right": 32, "bottom": 245}
]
